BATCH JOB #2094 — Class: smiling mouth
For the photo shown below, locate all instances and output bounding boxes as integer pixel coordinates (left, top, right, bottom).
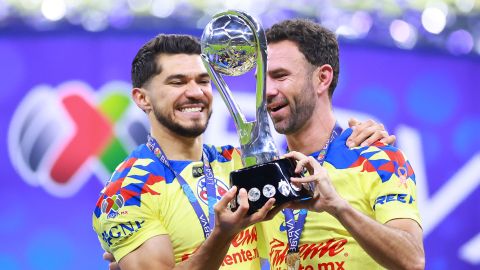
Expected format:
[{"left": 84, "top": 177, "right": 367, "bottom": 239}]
[
  {"left": 180, "top": 107, "right": 202, "bottom": 113},
  {"left": 269, "top": 104, "right": 287, "bottom": 112}
]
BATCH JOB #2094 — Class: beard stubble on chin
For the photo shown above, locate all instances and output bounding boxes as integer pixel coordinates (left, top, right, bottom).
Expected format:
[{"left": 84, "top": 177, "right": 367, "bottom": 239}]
[
  {"left": 273, "top": 83, "right": 317, "bottom": 135},
  {"left": 153, "top": 106, "right": 212, "bottom": 138}
]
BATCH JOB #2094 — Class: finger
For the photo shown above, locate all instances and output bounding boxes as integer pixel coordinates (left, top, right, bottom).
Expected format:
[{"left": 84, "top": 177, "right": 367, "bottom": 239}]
[
  {"left": 380, "top": 134, "right": 396, "bottom": 146},
  {"left": 283, "top": 151, "right": 307, "bottom": 161},
  {"left": 355, "top": 119, "right": 386, "bottom": 147},
  {"left": 348, "top": 119, "right": 376, "bottom": 146},
  {"left": 264, "top": 201, "right": 289, "bottom": 220},
  {"left": 295, "top": 158, "right": 311, "bottom": 174},
  {"left": 360, "top": 130, "right": 388, "bottom": 147},
  {"left": 347, "top": 119, "right": 374, "bottom": 147},
  {"left": 295, "top": 156, "right": 319, "bottom": 174},
  {"left": 103, "top": 252, "right": 115, "bottom": 262},
  {"left": 348, "top": 117, "right": 359, "bottom": 127},
  {"left": 109, "top": 262, "right": 120, "bottom": 270},
  {"left": 234, "top": 188, "right": 250, "bottom": 216},
  {"left": 291, "top": 174, "right": 320, "bottom": 184},
  {"left": 250, "top": 198, "right": 276, "bottom": 222},
  {"left": 215, "top": 186, "right": 237, "bottom": 210},
  {"left": 298, "top": 156, "right": 323, "bottom": 175},
  {"left": 352, "top": 125, "right": 378, "bottom": 148},
  {"left": 291, "top": 181, "right": 302, "bottom": 190}
]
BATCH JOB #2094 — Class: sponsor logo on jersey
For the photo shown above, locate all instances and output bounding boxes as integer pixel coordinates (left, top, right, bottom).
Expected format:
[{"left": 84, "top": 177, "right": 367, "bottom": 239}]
[
  {"left": 101, "top": 220, "right": 145, "bottom": 246},
  {"left": 373, "top": 193, "right": 415, "bottom": 210},
  {"left": 268, "top": 238, "right": 347, "bottom": 268}
]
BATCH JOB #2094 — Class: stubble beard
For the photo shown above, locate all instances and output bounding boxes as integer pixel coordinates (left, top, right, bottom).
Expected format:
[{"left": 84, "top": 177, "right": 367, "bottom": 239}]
[
  {"left": 273, "top": 84, "right": 317, "bottom": 135},
  {"left": 152, "top": 105, "right": 212, "bottom": 138}
]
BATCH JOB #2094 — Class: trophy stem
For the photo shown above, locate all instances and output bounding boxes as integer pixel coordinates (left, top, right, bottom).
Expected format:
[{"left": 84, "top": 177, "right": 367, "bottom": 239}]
[{"left": 200, "top": 10, "right": 280, "bottom": 167}]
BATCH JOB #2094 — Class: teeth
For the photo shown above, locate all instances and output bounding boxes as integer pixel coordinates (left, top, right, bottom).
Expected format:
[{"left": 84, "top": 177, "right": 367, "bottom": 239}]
[{"left": 181, "top": 107, "right": 202, "bottom": 113}]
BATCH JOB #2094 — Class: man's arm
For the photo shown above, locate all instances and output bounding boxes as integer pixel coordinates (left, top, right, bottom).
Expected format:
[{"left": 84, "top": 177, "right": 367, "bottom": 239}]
[
  {"left": 118, "top": 186, "right": 278, "bottom": 270},
  {"left": 331, "top": 202, "right": 424, "bottom": 270},
  {"left": 285, "top": 151, "right": 425, "bottom": 270}
]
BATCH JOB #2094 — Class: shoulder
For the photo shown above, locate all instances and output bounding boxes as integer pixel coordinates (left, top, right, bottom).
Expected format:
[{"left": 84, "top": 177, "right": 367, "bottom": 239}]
[
  {"left": 326, "top": 128, "right": 414, "bottom": 184},
  {"left": 93, "top": 144, "right": 166, "bottom": 219},
  {"left": 109, "top": 144, "right": 166, "bottom": 185},
  {"left": 204, "top": 144, "right": 241, "bottom": 162}
]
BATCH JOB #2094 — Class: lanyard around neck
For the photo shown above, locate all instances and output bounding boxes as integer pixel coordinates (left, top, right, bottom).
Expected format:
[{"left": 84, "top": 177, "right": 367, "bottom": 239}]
[
  {"left": 146, "top": 135, "right": 217, "bottom": 239},
  {"left": 283, "top": 122, "right": 343, "bottom": 252}
]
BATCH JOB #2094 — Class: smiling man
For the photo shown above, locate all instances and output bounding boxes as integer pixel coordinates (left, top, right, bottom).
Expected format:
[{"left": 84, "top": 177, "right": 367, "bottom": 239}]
[
  {"left": 93, "top": 33, "right": 398, "bottom": 270},
  {"left": 257, "top": 19, "right": 425, "bottom": 270},
  {"left": 92, "top": 34, "right": 277, "bottom": 270}
]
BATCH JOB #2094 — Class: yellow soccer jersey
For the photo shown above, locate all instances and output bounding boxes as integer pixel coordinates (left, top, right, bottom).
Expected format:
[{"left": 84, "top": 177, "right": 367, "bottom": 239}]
[
  {"left": 93, "top": 144, "right": 261, "bottom": 269},
  {"left": 257, "top": 128, "right": 421, "bottom": 270}
]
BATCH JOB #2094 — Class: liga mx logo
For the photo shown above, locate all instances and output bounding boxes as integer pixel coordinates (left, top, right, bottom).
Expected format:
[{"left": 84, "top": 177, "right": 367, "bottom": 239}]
[
  {"left": 102, "top": 194, "right": 125, "bottom": 219},
  {"left": 8, "top": 81, "right": 148, "bottom": 197}
]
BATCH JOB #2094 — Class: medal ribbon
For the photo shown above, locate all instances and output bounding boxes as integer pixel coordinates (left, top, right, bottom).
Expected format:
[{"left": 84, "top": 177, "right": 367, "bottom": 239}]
[
  {"left": 283, "top": 123, "right": 343, "bottom": 253},
  {"left": 147, "top": 135, "right": 217, "bottom": 239}
]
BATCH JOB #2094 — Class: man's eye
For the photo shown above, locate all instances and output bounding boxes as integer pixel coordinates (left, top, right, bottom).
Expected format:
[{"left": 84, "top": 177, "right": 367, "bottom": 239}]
[
  {"left": 199, "top": 80, "right": 211, "bottom": 85},
  {"left": 170, "top": 81, "right": 184, "bottom": 85}
]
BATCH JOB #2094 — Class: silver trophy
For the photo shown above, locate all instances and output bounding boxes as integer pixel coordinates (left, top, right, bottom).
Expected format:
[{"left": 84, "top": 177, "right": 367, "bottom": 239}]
[{"left": 201, "top": 10, "right": 311, "bottom": 213}]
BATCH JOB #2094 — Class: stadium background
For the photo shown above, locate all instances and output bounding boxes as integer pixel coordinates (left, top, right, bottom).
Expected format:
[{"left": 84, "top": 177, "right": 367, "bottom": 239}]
[{"left": 0, "top": 0, "right": 479, "bottom": 269}]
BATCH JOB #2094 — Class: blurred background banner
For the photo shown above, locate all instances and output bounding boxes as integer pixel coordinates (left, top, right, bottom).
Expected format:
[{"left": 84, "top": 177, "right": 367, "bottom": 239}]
[{"left": 1, "top": 0, "right": 479, "bottom": 269}]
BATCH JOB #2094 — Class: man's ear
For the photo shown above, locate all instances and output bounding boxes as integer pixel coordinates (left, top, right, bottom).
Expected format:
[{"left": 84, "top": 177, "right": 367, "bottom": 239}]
[
  {"left": 132, "top": 87, "right": 151, "bottom": 113},
  {"left": 314, "top": 64, "right": 333, "bottom": 96}
]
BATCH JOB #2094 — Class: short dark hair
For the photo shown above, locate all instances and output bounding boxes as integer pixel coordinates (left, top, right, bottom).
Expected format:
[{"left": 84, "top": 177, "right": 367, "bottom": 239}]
[
  {"left": 131, "top": 34, "right": 201, "bottom": 88},
  {"left": 266, "top": 19, "right": 339, "bottom": 99}
]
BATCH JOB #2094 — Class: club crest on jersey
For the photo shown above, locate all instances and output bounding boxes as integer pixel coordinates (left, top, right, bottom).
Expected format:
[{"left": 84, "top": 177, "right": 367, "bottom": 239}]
[{"left": 196, "top": 177, "right": 228, "bottom": 205}]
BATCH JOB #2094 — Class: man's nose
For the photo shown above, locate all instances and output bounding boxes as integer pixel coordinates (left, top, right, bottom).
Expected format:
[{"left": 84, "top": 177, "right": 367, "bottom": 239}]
[
  {"left": 184, "top": 81, "right": 205, "bottom": 98},
  {"left": 266, "top": 79, "right": 279, "bottom": 100}
]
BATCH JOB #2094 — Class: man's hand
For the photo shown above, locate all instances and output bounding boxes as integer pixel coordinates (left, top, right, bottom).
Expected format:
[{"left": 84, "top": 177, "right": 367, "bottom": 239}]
[
  {"left": 213, "top": 186, "right": 277, "bottom": 238},
  {"left": 104, "top": 186, "right": 280, "bottom": 270},
  {"left": 103, "top": 252, "right": 120, "bottom": 270},
  {"left": 346, "top": 118, "right": 396, "bottom": 148},
  {"left": 283, "top": 152, "right": 424, "bottom": 270},
  {"left": 282, "top": 151, "right": 346, "bottom": 215}
]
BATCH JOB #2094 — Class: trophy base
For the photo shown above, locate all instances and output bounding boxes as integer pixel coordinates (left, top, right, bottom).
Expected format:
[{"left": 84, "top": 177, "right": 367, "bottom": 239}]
[{"left": 230, "top": 158, "right": 313, "bottom": 215}]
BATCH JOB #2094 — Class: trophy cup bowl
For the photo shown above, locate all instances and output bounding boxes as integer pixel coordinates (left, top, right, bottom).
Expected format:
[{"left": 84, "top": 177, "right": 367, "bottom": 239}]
[
  {"left": 201, "top": 10, "right": 312, "bottom": 214},
  {"left": 201, "top": 13, "right": 257, "bottom": 76}
]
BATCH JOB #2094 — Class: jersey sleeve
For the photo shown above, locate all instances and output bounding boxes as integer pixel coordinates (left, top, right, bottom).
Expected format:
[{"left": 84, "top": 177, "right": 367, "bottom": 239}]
[
  {"left": 92, "top": 157, "right": 168, "bottom": 261},
  {"left": 366, "top": 143, "right": 422, "bottom": 226},
  {"left": 214, "top": 145, "right": 244, "bottom": 171}
]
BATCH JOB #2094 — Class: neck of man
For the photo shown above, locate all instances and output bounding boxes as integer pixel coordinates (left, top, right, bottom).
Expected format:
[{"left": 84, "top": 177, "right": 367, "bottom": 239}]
[
  {"left": 285, "top": 102, "right": 336, "bottom": 155},
  {"left": 150, "top": 121, "right": 203, "bottom": 161}
]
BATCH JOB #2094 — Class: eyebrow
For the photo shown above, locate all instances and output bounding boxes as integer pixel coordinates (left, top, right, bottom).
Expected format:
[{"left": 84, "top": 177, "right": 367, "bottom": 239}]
[
  {"left": 198, "top": 73, "right": 211, "bottom": 79},
  {"left": 268, "top": 68, "right": 289, "bottom": 75},
  {"left": 164, "top": 73, "right": 210, "bottom": 82}
]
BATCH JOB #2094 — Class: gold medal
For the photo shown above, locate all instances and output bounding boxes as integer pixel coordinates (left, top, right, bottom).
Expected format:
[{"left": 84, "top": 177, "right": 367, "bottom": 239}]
[{"left": 286, "top": 251, "right": 300, "bottom": 270}]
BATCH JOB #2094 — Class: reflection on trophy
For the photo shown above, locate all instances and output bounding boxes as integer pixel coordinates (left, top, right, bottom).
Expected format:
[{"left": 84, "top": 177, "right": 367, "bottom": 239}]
[{"left": 201, "top": 10, "right": 312, "bottom": 214}]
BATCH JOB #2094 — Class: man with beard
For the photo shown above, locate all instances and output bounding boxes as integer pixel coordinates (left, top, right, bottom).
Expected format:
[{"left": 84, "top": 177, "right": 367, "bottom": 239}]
[
  {"left": 257, "top": 19, "right": 425, "bottom": 270},
  {"left": 94, "top": 34, "right": 396, "bottom": 270},
  {"left": 93, "top": 34, "right": 278, "bottom": 270}
]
